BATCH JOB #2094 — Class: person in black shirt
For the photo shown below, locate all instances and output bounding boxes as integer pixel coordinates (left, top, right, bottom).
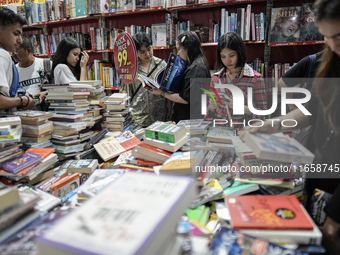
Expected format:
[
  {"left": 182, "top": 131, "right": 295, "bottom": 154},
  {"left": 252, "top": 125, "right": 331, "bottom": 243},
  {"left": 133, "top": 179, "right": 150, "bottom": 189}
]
[
  {"left": 148, "top": 31, "right": 211, "bottom": 123},
  {"left": 244, "top": 0, "right": 340, "bottom": 253}
]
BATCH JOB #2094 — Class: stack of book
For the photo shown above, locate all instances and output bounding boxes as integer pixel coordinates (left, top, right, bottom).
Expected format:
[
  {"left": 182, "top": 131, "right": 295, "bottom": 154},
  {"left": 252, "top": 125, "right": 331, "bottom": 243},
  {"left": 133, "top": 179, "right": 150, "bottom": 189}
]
[
  {"left": 0, "top": 186, "right": 43, "bottom": 244},
  {"left": 101, "top": 93, "right": 133, "bottom": 132},
  {"left": 0, "top": 117, "right": 22, "bottom": 144},
  {"left": 13, "top": 111, "right": 53, "bottom": 149},
  {"left": 0, "top": 148, "right": 57, "bottom": 182},
  {"left": 177, "top": 119, "right": 212, "bottom": 136},
  {"left": 144, "top": 121, "right": 189, "bottom": 152}
]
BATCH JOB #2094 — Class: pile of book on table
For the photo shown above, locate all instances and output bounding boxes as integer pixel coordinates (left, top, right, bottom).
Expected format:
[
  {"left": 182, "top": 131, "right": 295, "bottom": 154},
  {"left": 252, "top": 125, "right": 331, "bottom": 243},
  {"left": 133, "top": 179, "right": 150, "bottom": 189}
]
[
  {"left": 101, "top": 93, "right": 133, "bottom": 131},
  {"left": 12, "top": 111, "right": 53, "bottom": 149},
  {"left": 42, "top": 81, "right": 102, "bottom": 159},
  {"left": 0, "top": 117, "right": 22, "bottom": 144}
]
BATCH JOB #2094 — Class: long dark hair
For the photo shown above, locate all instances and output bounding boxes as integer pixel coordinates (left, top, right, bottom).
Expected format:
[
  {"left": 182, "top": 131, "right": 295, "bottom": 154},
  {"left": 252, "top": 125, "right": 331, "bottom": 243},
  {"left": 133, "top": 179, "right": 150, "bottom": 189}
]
[
  {"left": 314, "top": 0, "right": 340, "bottom": 134},
  {"left": 52, "top": 37, "right": 81, "bottom": 80},
  {"left": 177, "top": 31, "right": 209, "bottom": 69},
  {"left": 216, "top": 32, "right": 247, "bottom": 70}
]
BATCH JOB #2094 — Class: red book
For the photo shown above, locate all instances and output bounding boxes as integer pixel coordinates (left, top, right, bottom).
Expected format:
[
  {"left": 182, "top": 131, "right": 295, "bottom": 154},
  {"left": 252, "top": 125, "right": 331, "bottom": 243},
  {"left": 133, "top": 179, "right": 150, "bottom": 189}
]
[
  {"left": 120, "top": 136, "right": 142, "bottom": 151},
  {"left": 225, "top": 195, "right": 314, "bottom": 230},
  {"left": 135, "top": 142, "right": 172, "bottom": 161}
]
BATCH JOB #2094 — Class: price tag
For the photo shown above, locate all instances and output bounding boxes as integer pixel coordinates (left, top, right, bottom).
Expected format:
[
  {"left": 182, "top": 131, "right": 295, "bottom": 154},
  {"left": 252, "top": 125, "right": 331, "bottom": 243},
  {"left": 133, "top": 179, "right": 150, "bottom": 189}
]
[{"left": 113, "top": 32, "right": 137, "bottom": 85}]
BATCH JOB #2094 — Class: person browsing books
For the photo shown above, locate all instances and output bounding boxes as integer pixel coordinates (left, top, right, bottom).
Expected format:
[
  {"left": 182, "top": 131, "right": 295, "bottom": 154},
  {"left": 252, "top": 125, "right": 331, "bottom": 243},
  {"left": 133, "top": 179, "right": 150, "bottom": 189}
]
[
  {"left": 120, "top": 32, "right": 168, "bottom": 127},
  {"left": 52, "top": 37, "right": 89, "bottom": 84},
  {"left": 205, "top": 32, "right": 267, "bottom": 128},
  {"left": 0, "top": 8, "right": 35, "bottom": 112},
  {"left": 148, "top": 31, "right": 211, "bottom": 123},
  {"left": 243, "top": 0, "right": 340, "bottom": 253},
  {"left": 277, "top": 51, "right": 323, "bottom": 113},
  {"left": 13, "top": 35, "right": 52, "bottom": 105}
]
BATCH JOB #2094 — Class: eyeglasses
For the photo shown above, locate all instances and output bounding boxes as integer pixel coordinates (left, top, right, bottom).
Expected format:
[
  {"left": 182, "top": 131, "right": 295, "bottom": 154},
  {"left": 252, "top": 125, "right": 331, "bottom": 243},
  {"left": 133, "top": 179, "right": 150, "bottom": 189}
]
[{"left": 13, "top": 48, "right": 25, "bottom": 55}]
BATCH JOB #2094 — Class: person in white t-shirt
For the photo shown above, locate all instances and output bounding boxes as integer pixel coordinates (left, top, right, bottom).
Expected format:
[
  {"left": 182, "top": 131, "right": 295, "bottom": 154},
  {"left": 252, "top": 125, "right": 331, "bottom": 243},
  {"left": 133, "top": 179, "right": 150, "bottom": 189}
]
[
  {"left": 13, "top": 35, "right": 51, "bottom": 103},
  {"left": 0, "top": 8, "right": 35, "bottom": 111},
  {"left": 52, "top": 37, "right": 89, "bottom": 84}
]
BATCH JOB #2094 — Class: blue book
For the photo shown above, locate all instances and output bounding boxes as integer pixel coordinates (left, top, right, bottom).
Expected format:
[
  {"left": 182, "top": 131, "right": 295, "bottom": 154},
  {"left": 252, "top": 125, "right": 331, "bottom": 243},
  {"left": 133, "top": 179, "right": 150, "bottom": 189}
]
[
  {"left": 230, "top": 13, "right": 235, "bottom": 32},
  {"left": 260, "top": 12, "right": 265, "bottom": 40}
]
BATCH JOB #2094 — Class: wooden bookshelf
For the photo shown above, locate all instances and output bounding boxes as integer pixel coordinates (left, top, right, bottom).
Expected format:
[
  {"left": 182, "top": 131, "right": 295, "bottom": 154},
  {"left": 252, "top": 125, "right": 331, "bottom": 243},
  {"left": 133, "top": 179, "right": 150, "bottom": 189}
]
[{"left": 269, "top": 40, "right": 325, "bottom": 47}]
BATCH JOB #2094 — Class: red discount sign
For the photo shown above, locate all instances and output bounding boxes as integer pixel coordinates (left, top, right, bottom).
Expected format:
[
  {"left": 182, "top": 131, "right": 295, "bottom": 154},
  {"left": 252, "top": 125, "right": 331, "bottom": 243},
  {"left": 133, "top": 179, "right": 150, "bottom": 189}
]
[{"left": 113, "top": 33, "right": 137, "bottom": 85}]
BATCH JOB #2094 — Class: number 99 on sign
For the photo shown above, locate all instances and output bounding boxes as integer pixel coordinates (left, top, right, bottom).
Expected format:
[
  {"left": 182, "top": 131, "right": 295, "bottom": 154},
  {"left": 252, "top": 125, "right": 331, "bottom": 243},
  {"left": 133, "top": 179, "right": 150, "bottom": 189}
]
[{"left": 118, "top": 50, "right": 127, "bottom": 68}]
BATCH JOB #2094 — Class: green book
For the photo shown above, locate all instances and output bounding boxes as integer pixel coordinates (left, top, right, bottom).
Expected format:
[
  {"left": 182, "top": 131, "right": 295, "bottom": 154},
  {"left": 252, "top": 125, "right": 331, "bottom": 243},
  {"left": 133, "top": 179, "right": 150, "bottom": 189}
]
[
  {"left": 223, "top": 181, "right": 259, "bottom": 196},
  {"left": 145, "top": 121, "right": 186, "bottom": 143}
]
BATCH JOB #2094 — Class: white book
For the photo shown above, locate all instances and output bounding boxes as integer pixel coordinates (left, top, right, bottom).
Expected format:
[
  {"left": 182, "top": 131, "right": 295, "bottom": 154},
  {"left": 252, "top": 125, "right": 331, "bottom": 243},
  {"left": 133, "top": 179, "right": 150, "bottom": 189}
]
[
  {"left": 221, "top": 8, "right": 225, "bottom": 37},
  {"left": 225, "top": 11, "right": 229, "bottom": 33},
  {"left": 243, "top": 132, "right": 315, "bottom": 164},
  {"left": 144, "top": 135, "right": 189, "bottom": 152},
  {"left": 245, "top": 4, "right": 251, "bottom": 41},
  {"left": 37, "top": 172, "right": 196, "bottom": 255}
]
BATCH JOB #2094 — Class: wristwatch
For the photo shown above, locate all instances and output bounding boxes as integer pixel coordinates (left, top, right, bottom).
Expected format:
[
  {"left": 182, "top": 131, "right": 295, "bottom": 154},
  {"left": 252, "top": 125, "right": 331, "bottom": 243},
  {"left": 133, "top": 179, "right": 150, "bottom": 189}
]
[{"left": 160, "top": 93, "right": 165, "bottom": 99}]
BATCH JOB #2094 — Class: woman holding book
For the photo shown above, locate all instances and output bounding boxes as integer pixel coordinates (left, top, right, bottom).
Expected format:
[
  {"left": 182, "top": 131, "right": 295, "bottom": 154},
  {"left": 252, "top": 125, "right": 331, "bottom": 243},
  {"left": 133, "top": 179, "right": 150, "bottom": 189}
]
[
  {"left": 120, "top": 32, "right": 168, "bottom": 127},
  {"left": 205, "top": 32, "right": 267, "bottom": 127},
  {"left": 148, "top": 31, "right": 211, "bottom": 123},
  {"left": 52, "top": 37, "right": 89, "bottom": 84},
  {"left": 244, "top": 0, "right": 340, "bottom": 253}
]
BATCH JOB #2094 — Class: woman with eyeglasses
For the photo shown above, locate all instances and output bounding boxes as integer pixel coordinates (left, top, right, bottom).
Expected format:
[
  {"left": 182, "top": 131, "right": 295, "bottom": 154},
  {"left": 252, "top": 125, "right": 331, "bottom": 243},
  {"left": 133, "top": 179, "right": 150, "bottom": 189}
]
[
  {"left": 52, "top": 37, "right": 89, "bottom": 84},
  {"left": 148, "top": 30, "right": 211, "bottom": 123}
]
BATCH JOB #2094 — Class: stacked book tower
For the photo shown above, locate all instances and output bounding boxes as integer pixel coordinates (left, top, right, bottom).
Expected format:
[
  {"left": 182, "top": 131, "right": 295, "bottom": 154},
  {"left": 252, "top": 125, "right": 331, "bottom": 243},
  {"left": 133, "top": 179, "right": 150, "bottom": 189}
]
[
  {"left": 42, "top": 82, "right": 99, "bottom": 159},
  {"left": 101, "top": 93, "right": 133, "bottom": 132},
  {"left": 12, "top": 111, "right": 54, "bottom": 149}
]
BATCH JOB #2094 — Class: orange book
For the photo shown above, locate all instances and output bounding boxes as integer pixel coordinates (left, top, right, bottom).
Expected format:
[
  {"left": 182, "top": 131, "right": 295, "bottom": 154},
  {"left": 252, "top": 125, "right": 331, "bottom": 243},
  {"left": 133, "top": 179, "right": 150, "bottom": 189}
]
[
  {"left": 119, "top": 164, "right": 154, "bottom": 172},
  {"left": 26, "top": 148, "right": 55, "bottom": 159},
  {"left": 225, "top": 195, "right": 314, "bottom": 230},
  {"left": 120, "top": 136, "right": 142, "bottom": 151},
  {"left": 50, "top": 173, "right": 80, "bottom": 198},
  {"left": 135, "top": 142, "right": 172, "bottom": 161},
  {"left": 99, "top": 63, "right": 112, "bottom": 88}
]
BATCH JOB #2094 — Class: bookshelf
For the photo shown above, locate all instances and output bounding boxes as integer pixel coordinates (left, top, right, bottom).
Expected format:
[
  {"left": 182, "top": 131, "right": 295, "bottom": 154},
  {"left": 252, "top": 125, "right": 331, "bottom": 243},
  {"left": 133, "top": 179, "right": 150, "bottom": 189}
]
[{"left": 22, "top": 0, "right": 325, "bottom": 81}]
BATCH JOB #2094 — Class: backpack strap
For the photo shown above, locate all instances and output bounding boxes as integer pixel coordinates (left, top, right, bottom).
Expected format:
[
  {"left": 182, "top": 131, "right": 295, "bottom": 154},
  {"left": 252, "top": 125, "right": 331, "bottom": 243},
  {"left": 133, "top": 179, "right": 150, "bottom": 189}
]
[
  {"left": 306, "top": 54, "right": 316, "bottom": 78},
  {"left": 130, "top": 60, "right": 165, "bottom": 103},
  {"left": 43, "top": 58, "right": 51, "bottom": 74}
]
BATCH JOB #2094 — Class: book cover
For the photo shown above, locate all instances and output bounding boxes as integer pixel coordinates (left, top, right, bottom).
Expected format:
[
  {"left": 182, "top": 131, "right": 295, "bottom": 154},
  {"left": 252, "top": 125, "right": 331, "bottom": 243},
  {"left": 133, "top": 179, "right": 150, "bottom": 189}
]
[
  {"left": 50, "top": 173, "right": 80, "bottom": 198},
  {"left": 270, "top": 6, "right": 301, "bottom": 43},
  {"left": 126, "top": 154, "right": 159, "bottom": 166},
  {"left": 94, "top": 140, "right": 125, "bottom": 162},
  {"left": 38, "top": 172, "right": 196, "bottom": 255},
  {"left": 206, "top": 127, "right": 236, "bottom": 144},
  {"left": 2, "top": 152, "right": 43, "bottom": 174},
  {"left": 299, "top": 3, "right": 324, "bottom": 41},
  {"left": 64, "top": 159, "right": 99, "bottom": 174},
  {"left": 160, "top": 150, "right": 204, "bottom": 175},
  {"left": 160, "top": 53, "right": 187, "bottom": 93},
  {"left": 208, "top": 227, "right": 301, "bottom": 255},
  {"left": 243, "top": 132, "right": 315, "bottom": 164},
  {"left": 225, "top": 195, "right": 314, "bottom": 230}
]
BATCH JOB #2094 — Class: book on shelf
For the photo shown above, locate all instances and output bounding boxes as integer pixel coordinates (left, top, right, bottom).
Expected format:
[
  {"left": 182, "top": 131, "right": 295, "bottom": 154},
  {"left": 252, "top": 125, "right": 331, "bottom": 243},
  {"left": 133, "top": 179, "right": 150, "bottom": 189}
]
[
  {"left": 299, "top": 3, "right": 324, "bottom": 41},
  {"left": 37, "top": 172, "right": 197, "bottom": 255},
  {"left": 225, "top": 195, "right": 314, "bottom": 230},
  {"left": 270, "top": 6, "right": 301, "bottom": 43},
  {"left": 208, "top": 227, "right": 301, "bottom": 255},
  {"left": 242, "top": 132, "right": 315, "bottom": 164}
]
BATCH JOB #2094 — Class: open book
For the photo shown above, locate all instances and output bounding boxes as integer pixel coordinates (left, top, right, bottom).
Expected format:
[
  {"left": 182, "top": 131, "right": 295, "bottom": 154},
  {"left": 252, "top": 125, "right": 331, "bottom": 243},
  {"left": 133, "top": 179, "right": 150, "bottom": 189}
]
[{"left": 138, "top": 53, "right": 187, "bottom": 93}]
